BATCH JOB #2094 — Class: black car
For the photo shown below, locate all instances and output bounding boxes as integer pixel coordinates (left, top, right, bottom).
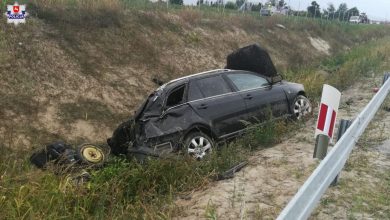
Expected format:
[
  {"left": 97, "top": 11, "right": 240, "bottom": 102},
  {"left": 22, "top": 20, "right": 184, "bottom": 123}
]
[{"left": 108, "top": 69, "right": 311, "bottom": 160}]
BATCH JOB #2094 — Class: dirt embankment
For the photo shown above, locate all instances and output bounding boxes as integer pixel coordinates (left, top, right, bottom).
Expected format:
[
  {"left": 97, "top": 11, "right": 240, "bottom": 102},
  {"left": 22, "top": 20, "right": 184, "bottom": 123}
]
[
  {"left": 175, "top": 76, "right": 390, "bottom": 219},
  {"left": 1, "top": 8, "right": 389, "bottom": 149}
]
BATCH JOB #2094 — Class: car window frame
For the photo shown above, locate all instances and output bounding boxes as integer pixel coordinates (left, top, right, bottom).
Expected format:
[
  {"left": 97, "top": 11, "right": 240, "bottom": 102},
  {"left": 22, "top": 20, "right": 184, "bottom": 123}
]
[{"left": 223, "top": 71, "right": 271, "bottom": 92}]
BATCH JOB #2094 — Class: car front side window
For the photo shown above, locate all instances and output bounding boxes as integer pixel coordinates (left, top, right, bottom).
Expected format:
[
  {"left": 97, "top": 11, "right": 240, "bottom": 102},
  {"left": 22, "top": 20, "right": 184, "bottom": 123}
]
[{"left": 226, "top": 73, "right": 269, "bottom": 91}]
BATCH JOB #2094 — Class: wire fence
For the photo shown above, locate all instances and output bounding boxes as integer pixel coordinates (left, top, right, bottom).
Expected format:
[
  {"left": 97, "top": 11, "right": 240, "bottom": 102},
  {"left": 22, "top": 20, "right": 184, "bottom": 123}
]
[{"left": 122, "top": 0, "right": 384, "bottom": 25}]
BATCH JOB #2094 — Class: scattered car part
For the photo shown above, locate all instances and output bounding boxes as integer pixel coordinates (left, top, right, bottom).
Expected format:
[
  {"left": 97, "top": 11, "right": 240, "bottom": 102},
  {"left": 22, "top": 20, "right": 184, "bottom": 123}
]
[
  {"left": 30, "top": 141, "right": 108, "bottom": 169},
  {"left": 217, "top": 161, "right": 248, "bottom": 180},
  {"left": 107, "top": 119, "right": 135, "bottom": 156},
  {"left": 30, "top": 141, "right": 74, "bottom": 168},
  {"left": 76, "top": 143, "right": 107, "bottom": 166},
  {"left": 69, "top": 170, "right": 91, "bottom": 186}
]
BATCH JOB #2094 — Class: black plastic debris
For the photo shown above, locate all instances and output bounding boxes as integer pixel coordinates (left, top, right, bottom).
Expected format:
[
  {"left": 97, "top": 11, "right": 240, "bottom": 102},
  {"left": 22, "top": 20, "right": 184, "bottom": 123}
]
[
  {"left": 30, "top": 141, "right": 108, "bottom": 169},
  {"left": 107, "top": 118, "right": 136, "bottom": 156},
  {"left": 30, "top": 141, "right": 75, "bottom": 168},
  {"left": 226, "top": 44, "right": 278, "bottom": 77},
  {"left": 216, "top": 161, "right": 248, "bottom": 180}
]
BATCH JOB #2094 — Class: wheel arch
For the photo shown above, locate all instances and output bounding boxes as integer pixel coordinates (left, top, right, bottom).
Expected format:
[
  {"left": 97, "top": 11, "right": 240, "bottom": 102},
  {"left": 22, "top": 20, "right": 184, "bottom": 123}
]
[{"left": 182, "top": 124, "right": 216, "bottom": 142}]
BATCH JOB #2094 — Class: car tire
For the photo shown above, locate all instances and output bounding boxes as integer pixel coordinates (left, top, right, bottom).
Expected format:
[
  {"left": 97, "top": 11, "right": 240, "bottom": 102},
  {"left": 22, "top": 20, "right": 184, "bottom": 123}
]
[
  {"left": 76, "top": 143, "right": 106, "bottom": 167},
  {"left": 292, "top": 95, "right": 312, "bottom": 120},
  {"left": 184, "top": 132, "right": 214, "bottom": 160}
]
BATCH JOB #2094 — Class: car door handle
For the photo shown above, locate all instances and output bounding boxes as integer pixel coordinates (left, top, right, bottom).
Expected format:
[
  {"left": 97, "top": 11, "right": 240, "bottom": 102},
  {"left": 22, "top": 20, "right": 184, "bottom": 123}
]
[
  {"left": 244, "top": 94, "right": 253, "bottom": 100},
  {"left": 197, "top": 103, "right": 208, "bottom": 109}
]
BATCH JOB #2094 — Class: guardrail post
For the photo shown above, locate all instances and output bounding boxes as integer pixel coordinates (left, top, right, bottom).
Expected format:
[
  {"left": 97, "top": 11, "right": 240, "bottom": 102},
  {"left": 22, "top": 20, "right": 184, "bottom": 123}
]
[
  {"left": 330, "top": 119, "right": 352, "bottom": 186},
  {"left": 384, "top": 72, "right": 390, "bottom": 85},
  {"left": 313, "top": 134, "right": 329, "bottom": 159}
]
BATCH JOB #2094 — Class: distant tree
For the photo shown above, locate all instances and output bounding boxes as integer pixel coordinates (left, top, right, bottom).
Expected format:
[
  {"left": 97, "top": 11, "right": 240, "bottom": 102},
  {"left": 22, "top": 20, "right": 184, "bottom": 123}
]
[
  {"left": 169, "top": 0, "right": 183, "bottom": 5},
  {"left": 278, "top": 0, "right": 286, "bottom": 8},
  {"left": 269, "top": 0, "right": 277, "bottom": 7},
  {"left": 324, "top": 3, "right": 335, "bottom": 19},
  {"left": 347, "top": 7, "right": 359, "bottom": 17},
  {"left": 236, "top": 0, "right": 245, "bottom": 7},
  {"left": 225, "top": 1, "right": 237, "bottom": 9},
  {"left": 251, "top": 2, "right": 262, "bottom": 11},
  {"left": 336, "top": 3, "right": 348, "bottom": 14},
  {"left": 327, "top": 3, "right": 335, "bottom": 13},
  {"left": 307, "top": 1, "right": 320, "bottom": 17},
  {"left": 335, "top": 3, "right": 349, "bottom": 20},
  {"left": 196, "top": 0, "right": 204, "bottom": 5}
]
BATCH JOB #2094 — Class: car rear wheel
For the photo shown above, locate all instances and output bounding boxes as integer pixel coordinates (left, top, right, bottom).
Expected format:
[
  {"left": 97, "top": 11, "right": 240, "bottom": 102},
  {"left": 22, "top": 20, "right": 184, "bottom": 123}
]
[
  {"left": 184, "top": 132, "right": 213, "bottom": 160},
  {"left": 293, "top": 95, "right": 312, "bottom": 119}
]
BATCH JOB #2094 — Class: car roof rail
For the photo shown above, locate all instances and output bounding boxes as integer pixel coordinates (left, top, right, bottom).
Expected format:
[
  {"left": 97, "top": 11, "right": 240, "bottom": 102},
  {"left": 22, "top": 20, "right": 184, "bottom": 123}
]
[{"left": 167, "top": 69, "right": 232, "bottom": 84}]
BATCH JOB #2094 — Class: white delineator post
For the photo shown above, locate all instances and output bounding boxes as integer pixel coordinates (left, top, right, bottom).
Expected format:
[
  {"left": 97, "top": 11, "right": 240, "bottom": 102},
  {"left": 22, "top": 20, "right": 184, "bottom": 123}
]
[
  {"left": 313, "top": 85, "right": 341, "bottom": 159},
  {"left": 315, "top": 84, "right": 341, "bottom": 142}
]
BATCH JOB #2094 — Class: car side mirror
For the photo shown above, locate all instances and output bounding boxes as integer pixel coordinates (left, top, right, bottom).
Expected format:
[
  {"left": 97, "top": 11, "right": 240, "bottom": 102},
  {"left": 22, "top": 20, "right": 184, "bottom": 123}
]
[{"left": 270, "top": 75, "right": 283, "bottom": 84}]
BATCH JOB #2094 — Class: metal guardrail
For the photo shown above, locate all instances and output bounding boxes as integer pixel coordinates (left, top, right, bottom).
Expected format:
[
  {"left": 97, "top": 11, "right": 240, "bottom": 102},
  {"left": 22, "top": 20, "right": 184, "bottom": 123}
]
[{"left": 277, "top": 75, "right": 390, "bottom": 220}]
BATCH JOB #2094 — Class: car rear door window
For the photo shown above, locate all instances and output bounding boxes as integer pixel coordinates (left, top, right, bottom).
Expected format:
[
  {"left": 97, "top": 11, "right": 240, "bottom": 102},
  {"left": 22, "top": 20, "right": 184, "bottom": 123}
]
[
  {"left": 226, "top": 73, "right": 269, "bottom": 91},
  {"left": 188, "top": 81, "right": 204, "bottom": 101},
  {"left": 195, "top": 75, "right": 231, "bottom": 98}
]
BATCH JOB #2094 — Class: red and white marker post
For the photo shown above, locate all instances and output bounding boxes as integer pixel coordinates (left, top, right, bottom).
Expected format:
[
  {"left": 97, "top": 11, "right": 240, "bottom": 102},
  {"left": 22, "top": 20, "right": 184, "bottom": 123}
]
[
  {"left": 313, "top": 85, "right": 341, "bottom": 159},
  {"left": 315, "top": 85, "right": 341, "bottom": 141}
]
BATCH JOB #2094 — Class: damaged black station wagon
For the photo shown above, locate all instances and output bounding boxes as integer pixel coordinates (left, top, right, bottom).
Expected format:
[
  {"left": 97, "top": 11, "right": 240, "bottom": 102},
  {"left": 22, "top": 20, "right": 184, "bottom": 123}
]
[{"left": 108, "top": 45, "right": 312, "bottom": 160}]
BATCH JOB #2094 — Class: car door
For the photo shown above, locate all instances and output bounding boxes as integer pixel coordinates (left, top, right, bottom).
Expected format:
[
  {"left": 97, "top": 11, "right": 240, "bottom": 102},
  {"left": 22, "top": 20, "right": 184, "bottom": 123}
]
[
  {"left": 224, "top": 71, "right": 289, "bottom": 124},
  {"left": 188, "top": 74, "right": 248, "bottom": 137}
]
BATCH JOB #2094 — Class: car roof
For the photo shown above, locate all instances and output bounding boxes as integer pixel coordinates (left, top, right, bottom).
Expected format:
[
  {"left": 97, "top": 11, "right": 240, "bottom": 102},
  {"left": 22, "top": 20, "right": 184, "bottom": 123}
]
[
  {"left": 160, "top": 69, "right": 270, "bottom": 91},
  {"left": 160, "top": 69, "right": 231, "bottom": 90}
]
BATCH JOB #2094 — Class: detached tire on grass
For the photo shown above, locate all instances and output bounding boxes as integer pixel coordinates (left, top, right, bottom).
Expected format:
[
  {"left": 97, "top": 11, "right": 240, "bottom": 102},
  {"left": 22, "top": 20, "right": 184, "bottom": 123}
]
[{"left": 76, "top": 144, "right": 106, "bottom": 167}]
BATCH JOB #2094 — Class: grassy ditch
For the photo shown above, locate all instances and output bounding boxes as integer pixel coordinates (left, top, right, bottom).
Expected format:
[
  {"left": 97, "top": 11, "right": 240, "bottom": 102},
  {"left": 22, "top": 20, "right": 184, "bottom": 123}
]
[
  {"left": 1, "top": 36, "right": 390, "bottom": 220},
  {"left": 1, "top": 2, "right": 390, "bottom": 218}
]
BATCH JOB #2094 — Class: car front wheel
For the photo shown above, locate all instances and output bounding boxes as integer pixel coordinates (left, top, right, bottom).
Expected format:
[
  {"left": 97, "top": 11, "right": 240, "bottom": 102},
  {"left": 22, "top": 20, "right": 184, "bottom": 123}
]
[
  {"left": 184, "top": 132, "right": 213, "bottom": 160},
  {"left": 293, "top": 95, "right": 312, "bottom": 119}
]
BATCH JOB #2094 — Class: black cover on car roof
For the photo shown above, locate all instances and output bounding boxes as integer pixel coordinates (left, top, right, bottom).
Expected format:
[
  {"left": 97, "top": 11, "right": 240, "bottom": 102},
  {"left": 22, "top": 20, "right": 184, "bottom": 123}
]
[{"left": 226, "top": 44, "right": 278, "bottom": 77}]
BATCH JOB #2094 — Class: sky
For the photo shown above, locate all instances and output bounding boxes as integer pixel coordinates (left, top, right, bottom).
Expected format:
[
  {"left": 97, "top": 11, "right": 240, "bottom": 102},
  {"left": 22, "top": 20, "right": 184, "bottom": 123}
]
[{"left": 183, "top": 0, "right": 390, "bottom": 21}]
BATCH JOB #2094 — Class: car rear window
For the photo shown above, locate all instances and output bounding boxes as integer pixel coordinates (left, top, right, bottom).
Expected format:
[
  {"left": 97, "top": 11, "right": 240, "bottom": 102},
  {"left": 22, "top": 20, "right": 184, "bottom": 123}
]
[
  {"left": 195, "top": 75, "right": 231, "bottom": 98},
  {"left": 226, "top": 73, "right": 269, "bottom": 91}
]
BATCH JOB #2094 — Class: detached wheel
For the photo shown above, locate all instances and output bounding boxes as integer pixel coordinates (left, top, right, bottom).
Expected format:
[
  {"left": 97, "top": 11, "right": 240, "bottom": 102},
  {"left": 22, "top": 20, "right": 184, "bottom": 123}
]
[
  {"left": 292, "top": 95, "right": 312, "bottom": 119},
  {"left": 184, "top": 132, "right": 213, "bottom": 160},
  {"left": 77, "top": 144, "right": 106, "bottom": 166}
]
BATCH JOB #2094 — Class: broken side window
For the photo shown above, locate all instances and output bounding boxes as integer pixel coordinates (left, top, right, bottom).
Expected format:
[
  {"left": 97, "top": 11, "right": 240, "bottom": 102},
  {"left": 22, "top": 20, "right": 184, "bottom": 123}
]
[{"left": 166, "top": 85, "right": 185, "bottom": 108}]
